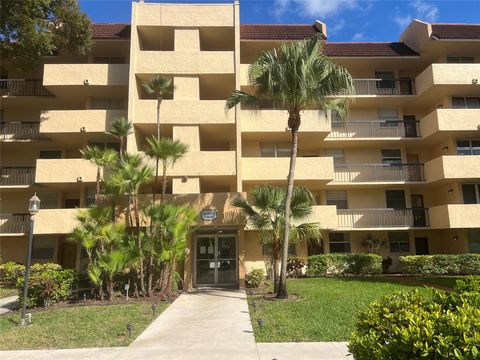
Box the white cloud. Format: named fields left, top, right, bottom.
left=394, top=0, right=439, bottom=28
left=274, top=0, right=358, bottom=19
left=351, top=32, right=367, bottom=41
left=329, top=19, right=346, bottom=35
left=394, top=14, right=413, bottom=27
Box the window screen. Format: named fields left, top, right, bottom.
left=389, top=232, right=410, bottom=253
left=326, top=190, right=348, bottom=209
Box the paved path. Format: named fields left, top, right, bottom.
left=0, top=295, right=18, bottom=315
left=0, top=289, right=351, bottom=359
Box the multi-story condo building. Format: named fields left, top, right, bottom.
left=1, top=1, right=480, bottom=288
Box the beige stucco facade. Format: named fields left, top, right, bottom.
left=1, top=3, right=480, bottom=286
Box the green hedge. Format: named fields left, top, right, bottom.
left=307, top=254, right=382, bottom=276
left=349, top=277, right=480, bottom=359
left=399, top=254, right=480, bottom=275
left=0, top=262, right=25, bottom=284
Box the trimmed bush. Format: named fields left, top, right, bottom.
left=307, top=254, right=382, bottom=276
left=0, top=262, right=25, bottom=284
left=15, top=264, right=78, bottom=308
left=400, top=254, right=480, bottom=275
left=349, top=277, right=480, bottom=359
left=246, top=268, right=265, bottom=288
left=287, top=256, right=306, bottom=278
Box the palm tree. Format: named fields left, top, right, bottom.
left=142, top=75, right=173, bottom=140
left=233, top=185, right=322, bottom=293
left=226, top=36, right=353, bottom=298
left=144, top=136, right=188, bottom=202
left=80, top=145, right=118, bottom=201
left=105, top=117, right=133, bottom=161
left=118, top=153, right=153, bottom=295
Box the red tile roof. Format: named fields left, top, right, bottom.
left=92, top=23, right=131, bottom=40
left=324, top=42, right=418, bottom=57
left=431, top=24, right=480, bottom=40
left=240, top=24, right=323, bottom=40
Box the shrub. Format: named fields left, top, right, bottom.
left=16, top=264, right=77, bottom=308
left=399, top=254, right=480, bottom=275
left=349, top=277, right=480, bottom=359
left=0, top=262, right=25, bottom=284
left=382, top=257, right=392, bottom=273
left=246, top=268, right=265, bottom=288
left=287, top=256, right=306, bottom=278
left=307, top=254, right=382, bottom=277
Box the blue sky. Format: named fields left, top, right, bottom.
left=79, top=0, right=480, bottom=42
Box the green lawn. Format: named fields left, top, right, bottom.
left=0, top=286, right=17, bottom=299
left=0, top=302, right=168, bottom=350
left=249, top=277, right=436, bottom=342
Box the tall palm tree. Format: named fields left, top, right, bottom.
left=80, top=145, right=118, bottom=201
left=118, top=153, right=153, bottom=295
left=142, top=75, right=173, bottom=140
left=226, top=36, right=353, bottom=298
left=144, top=136, right=188, bottom=202
left=233, top=185, right=322, bottom=293
left=105, top=116, right=133, bottom=161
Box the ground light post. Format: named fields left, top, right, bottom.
left=20, top=193, right=41, bottom=326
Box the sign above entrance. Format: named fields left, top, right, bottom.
left=201, top=208, right=218, bottom=221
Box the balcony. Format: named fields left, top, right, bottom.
left=430, top=204, right=480, bottom=229
left=333, top=163, right=425, bottom=183
left=242, top=157, right=334, bottom=182
left=352, top=79, right=415, bottom=96
left=0, top=214, right=29, bottom=235
left=0, top=167, right=35, bottom=187
left=0, top=79, right=53, bottom=97
left=135, top=51, right=234, bottom=74
left=134, top=100, right=234, bottom=125
left=415, top=64, right=480, bottom=95
left=34, top=209, right=81, bottom=235
left=1, top=122, right=46, bottom=141
left=424, top=156, right=480, bottom=183
left=241, top=110, right=330, bottom=134
left=306, top=205, right=338, bottom=229
left=35, top=159, right=98, bottom=184
left=40, top=110, right=126, bottom=135
left=337, top=208, right=429, bottom=229
left=421, top=109, right=480, bottom=139
left=328, top=120, right=420, bottom=139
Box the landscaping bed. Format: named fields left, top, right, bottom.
left=247, top=277, right=463, bottom=342
left=0, top=285, right=17, bottom=299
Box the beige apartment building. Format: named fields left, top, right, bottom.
left=1, top=1, right=480, bottom=288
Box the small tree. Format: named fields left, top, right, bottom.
left=142, top=75, right=173, bottom=141
left=105, top=117, right=133, bottom=161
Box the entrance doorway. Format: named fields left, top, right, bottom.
left=195, top=234, right=237, bottom=287
left=415, top=237, right=429, bottom=255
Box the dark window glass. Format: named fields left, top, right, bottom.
left=388, top=232, right=410, bottom=253
left=329, top=233, right=351, bottom=253
left=39, top=150, right=62, bottom=159
left=463, top=184, right=479, bottom=204
left=386, top=190, right=406, bottom=209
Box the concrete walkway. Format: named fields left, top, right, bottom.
left=0, top=295, right=18, bottom=315
left=0, top=289, right=351, bottom=359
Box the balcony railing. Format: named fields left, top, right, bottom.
left=334, top=163, right=425, bottom=183
left=0, top=122, right=45, bottom=141
left=0, top=214, right=30, bottom=234
left=0, top=79, right=53, bottom=97
left=0, top=167, right=36, bottom=186
left=353, top=79, right=416, bottom=95
left=337, top=208, right=429, bottom=228
left=329, top=120, right=420, bottom=138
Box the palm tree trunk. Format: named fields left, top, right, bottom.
left=152, top=158, right=159, bottom=202
left=161, top=162, right=168, bottom=202
left=165, top=256, right=177, bottom=297
left=272, top=239, right=280, bottom=293
left=119, top=137, right=124, bottom=161
left=95, top=167, right=101, bottom=201
left=133, top=196, right=145, bottom=295
left=147, top=254, right=154, bottom=296
left=276, top=127, right=299, bottom=299
left=156, top=96, right=162, bottom=140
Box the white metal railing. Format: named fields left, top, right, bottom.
left=0, top=122, right=45, bottom=141
left=329, top=120, right=420, bottom=138
left=0, top=167, right=35, bottom=186
left=353, top=79, right=416, bottom=95
left=334, top=163, right=425, bottom=183
left=337, top=208, right=429, bottom=228
left=0, top=214, right=30, bottom=234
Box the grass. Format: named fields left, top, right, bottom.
left=249, top=277, right=437, bottom=342
left=0, top=302, right=168, bottom=350
left=0, top=286, right=17, bottom=299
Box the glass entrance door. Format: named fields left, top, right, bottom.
left=195, top=234, right=237, bottom=287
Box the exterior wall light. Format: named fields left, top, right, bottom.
left=448, top=189, right=454, bottom=194
left=472, top=79, right=478, bottom=84
left=443, top=146, right=449, bottom=152
left=80, top=127, right=86, bottom=132
left=452, top=236, right=458, bottom=241
left=83, top=79, right=89, bottom=85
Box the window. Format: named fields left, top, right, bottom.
left=447, top=56, right=475, bottom=63
left=324, top=149, right=345, bottom=165
left=93, top=56, right=125, bottom=64
left=456, top=139, right=480, bottom=155
left=331, top=111, right=344, bottom=128
left=375, top=70, right=395, bottom=89
left=452, top=97, right=480, bottom=109
left=36, top=192, right=58, bottom=209
left=89, top=141, right=121, bottom=152
left=32, top=237, right=55, bottom=260
left=288, top=243, right=297, bottom=256
left=378, top=108, right=399, bottom=127
left=326, top=190, right=348, bottom=209
left=389, top=232, right=410, bottom=253
left=91, top=98, right=125, bottom=110
left=381, top=149, right=402, bottom=165
left=462, top=184, right=480, bottom=204
left=85, top=187, right=96, bottom=208
left=386, top=189, right=406, bottom=209
left=329, top=232, right=351, bottom=253
left=468, top=230, right=480, bottom=253
left=259, top=142, right=290, bottom=157
left=39, top=150, right=62, bottom=159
